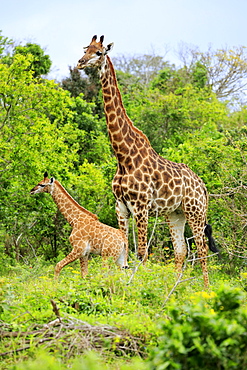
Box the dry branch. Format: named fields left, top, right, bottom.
left=0, top=301, right=145, bottom=359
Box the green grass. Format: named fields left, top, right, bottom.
left=0, top=255, right=246, bottom=369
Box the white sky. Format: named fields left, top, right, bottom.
left=1, top=0, right=247, bottom=80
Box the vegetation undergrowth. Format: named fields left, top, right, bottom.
left=1, top=256, right=247, bottom=369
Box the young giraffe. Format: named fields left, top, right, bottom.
left=77, top=35, right=218, bottom=287
left=30, top=172, right=128, bottom=278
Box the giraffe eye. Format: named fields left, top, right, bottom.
left=40, top=184, right=46, bottom=188
left=96, top=51, right=102, bottom=56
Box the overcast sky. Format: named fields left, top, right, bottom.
left=1, top=0, right=247, bottom=80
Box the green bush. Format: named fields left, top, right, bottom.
left=148, top=285, right=247, bottom=369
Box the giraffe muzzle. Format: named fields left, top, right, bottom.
left=77, top=59, right=87, bottom=69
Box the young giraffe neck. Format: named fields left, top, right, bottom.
left=100, top=56, right=153, bottom=163
left=51, top=180, right=98, bottom=226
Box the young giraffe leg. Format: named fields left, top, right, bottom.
left=79, top=256, right=89, bottom=278
left=114, top=239, right=129, bottom=268
left=166, top=210, right=187, bottom=275
left=54, top=246, right=83, bottom=279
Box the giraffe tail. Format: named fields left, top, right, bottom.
left=204, top=224, right=220, bottom=255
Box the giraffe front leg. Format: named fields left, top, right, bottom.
left=54, top=247, right=83, bottom=279
left=135, top=208, right=149, bottom=263
left=116, top=200, right=130, bottom=240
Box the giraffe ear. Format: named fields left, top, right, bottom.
left=105, top=43, right=114, bottom=54
left=50, top=177, right=54, bottom=183
left=91, top=35, right=97, bottom=43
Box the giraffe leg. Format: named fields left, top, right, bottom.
left=166, top=210, right=187, bottom=275
left=100, top=248, right=113, bottom=272
left=115, top=241, right=129, bottom=268
left=189, top=222, right=209, bottom=288
left=135, top=208, right=149, bottom=263
left=116, top=200, right=130, bottom=240
left=79, top=256, right=89, bottom=278
left=54, top=247, right=83, bottom=279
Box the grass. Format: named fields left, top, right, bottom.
left=0, top=254, right=246, bottom=369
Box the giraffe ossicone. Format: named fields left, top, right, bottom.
left=30, top=172, right=128, bottom=278
left=77, top=35, right=218, bottom=287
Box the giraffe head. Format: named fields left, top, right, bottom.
left=77, top=35, right=113, bottom=70
left=30, top=172, right=54, bottom=195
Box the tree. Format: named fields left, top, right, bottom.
left=68, top=94, right=111, bottom=165
left=61, top=66, right=103, bottom=116
left=177, top=43, right=247, bottom=102
left=119, top=82, right=228, bottom=154
left=61, top=66, right=87, bottom=98
left=0, top=53, right=81, bottom=260
left=112, top=53, right=170, bottom=86
left=151, top=61, right=209, bottom=94
left=13, top=43, right=52, bottom=77
left=0, top=30, right=13, bottom=57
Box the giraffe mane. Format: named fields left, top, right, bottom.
left=55, top=180, right=98, bottom=220
left=106, top=56, right=152, bottom=146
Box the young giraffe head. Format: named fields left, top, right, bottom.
left=30, top=172, right=54, bottom=195
left=77, top=35, right=113, bottom=70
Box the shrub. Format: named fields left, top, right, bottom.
left=148, top=285, right=247, bottom=369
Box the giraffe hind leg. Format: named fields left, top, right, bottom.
left=166, top=210, right=187, bottom=275
left=115, top=242, right=129, bottom=269
left=187, top=219, right=210, bottom=287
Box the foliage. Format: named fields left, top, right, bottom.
left=13, top=43, right=52, bottom=77
left=148, top=285, right=247, bottom=369
left=0, top=259, right=247, bottom=369
left=61, top=65, right=103, bottom=116
left=61, top=66, right=88, bottom=98
left=0, top=30, right=13, bottom=57
left=112, top=54, right=169, bottom=86
left=9, top=350, right=147, bottom=370
left=120, top=82, right=228, bottom=154
left=177, top=43, right=247, bottom=102
left=150, top=61, right=208, bottom=94
left=68, top=95, right=111, bottom=165
left=68, top=159, right=117, bottom=225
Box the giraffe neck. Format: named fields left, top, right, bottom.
left=51, top=180, right=98, bottom=226
left=100, top=56, right=152, bottom=163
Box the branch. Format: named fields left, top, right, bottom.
left=209, top=184, right=247, bottom=198
left=162, top=275, right=196, bottom=307
left=50, top=299, right=61, bottom=322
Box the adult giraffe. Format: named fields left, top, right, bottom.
left=77, top=35, right=218, bottom=286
